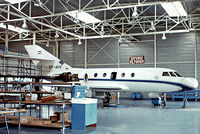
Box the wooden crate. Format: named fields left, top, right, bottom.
left=55, top=111, right=68, bottom=122
left=50, top=116, right=58, bottom=122
left=24, top=95, right=31, bottom=101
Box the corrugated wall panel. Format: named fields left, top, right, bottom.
left=157, top=33, right=195, bottom=62
left=87, top=38, right=118, bottom=66
left=60, top=40, right=85, bottom=67
left=120, top=42, right=154, bottom=65
left=120, top=64, right=154, bottom=68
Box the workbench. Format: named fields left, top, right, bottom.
left=0, top=109, right=27, bottom=134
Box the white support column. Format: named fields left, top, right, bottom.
left=85, top=39, right=87, bottom=69
left=194, top=30, right=197, bottom=79
left=55, top=41, right=59, bottom=58
left=7, top=5, right=10, bottom=20
left=33, top=32, right=36, bottom=45
left=5, top=24, right=8, bottom=54
left=118, top=41, right=120, bottom=68
left=154, top=4, right=157, bottom=68
left=117, top=92, right=120, bottom=105
left=154, top=34, right=157, bottom=68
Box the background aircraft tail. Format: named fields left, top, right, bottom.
left=25, top=45, right=71, bottom=76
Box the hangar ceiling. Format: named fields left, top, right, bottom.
left=0, top=0, right=200, bottom=44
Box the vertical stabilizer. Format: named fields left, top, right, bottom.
left=25, top=45, right=71, bottom=76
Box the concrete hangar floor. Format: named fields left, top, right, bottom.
left=1, top=99, right=200, bottom=134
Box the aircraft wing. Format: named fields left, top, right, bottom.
left=89, top=85, right=129, bottom=92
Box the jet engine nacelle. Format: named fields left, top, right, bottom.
left=53, top=72, right=79, bottom=82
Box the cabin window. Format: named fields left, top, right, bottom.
left=162, top=72, right=170, bottom=76
left=174, top=72, right=182, bottom=77
left=121, top=73, right=125, bottom=77
left=111, top=72, right=117, bottom=80
left=94, top=73, right=98, bottom=77
left=131, top=73, right=135, bottom=77
left=169, top=72, right=176, bottom=77
left=103, top=73, right=107, bottom=77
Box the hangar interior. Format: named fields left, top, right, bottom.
left=0, top=0, right=200, bottom=134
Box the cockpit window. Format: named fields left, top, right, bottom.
left=169, top=72, right=176, bottom=77
left=174, top=72, right=182, bottom=77
left=162, top=72, right=170, bottom=76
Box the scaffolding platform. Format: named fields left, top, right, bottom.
left=167, top=90, right=200, bottom=101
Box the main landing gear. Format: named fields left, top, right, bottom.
left=102, top=92, right=111, bottom=106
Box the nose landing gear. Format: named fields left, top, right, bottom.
left=151, top=93, right=167, bottom=107
left=161, top=93, right=167, bottom=107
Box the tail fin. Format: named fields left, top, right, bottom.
left=25, top=45, right=71, bottom=76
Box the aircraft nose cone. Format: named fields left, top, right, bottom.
left=182, top=78, right=198, bottom=89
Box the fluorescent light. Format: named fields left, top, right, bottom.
left=161, top=2, right=187, bottom=17
left=5, top=0, right=27, bottom=4
left=68, top=11, right=100, bottom=24
left=0, top=23, right=29, bottom=33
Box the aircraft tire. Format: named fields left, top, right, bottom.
left=102, top=97, right=110, bottom=105
left=161, top=102, right=166, bottom=107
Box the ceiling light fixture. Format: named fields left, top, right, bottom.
left=78, top=39, right=82, bottom=45
left=132, top=7, right=139, bottom=18
left=100, top=25, right=105, bottom=35
left=54, top=31, right=59, bottom=38
left=162, top=33, right=167, bottom=40
left=5, top=0, right=27, bottom=4
left=34, top=0, right=42, bottom=6
left=161, top=1, right=187, bottom=17
left=0, top=23, right=29, bottom=33
left=150, top=22, right=155, bottom=31
left=68, top=11, right=100, bottom=24
left=119, top=36, right=122, bottom=43
left=46, top=41, right=50, bottom=47
left=22, top=19, right=28, bottom=29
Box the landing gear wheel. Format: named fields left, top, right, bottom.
left=102, top=92, right=111, bottom=106
left=102, top=97, right=110, bottom=105
left=161, top=102, right=166, bottom=107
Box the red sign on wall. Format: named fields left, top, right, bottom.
left=129, top=56, right=145, bottom=64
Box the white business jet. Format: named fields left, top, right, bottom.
left=25, top=45, right=198, bottom=106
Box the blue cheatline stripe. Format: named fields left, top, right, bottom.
left=79, top=78, right=191, bottom=89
